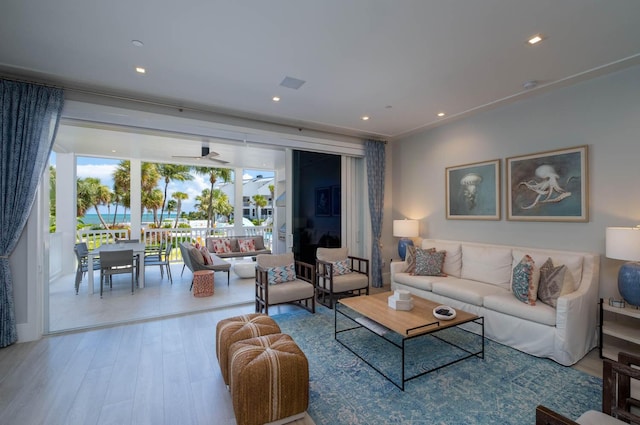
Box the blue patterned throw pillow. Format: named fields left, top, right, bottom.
left=267, top=263, right=296, bottom=285
left=512, top=255, right=537, bottom=305
left=331, top=259, right=353, bottom=275
left=414, top=249, right=446, bottom=276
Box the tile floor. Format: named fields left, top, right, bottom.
left=48, top=260, right=256, bottom=333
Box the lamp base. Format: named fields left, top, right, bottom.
left=618, top=262, right=640, bottom=307
left=397, top=238, right=414, bottom=261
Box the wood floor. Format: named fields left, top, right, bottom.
left=1, top=273, right=602, bottom=425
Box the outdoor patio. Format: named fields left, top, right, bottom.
left=48, top=259, right=256, bottom=333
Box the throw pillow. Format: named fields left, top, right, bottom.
left=405, top=246, right=434, bottom=274
left=331, top=259, right=353, bottom=276
left=211, top=238, right=232, bottom=254
left=267, top=263, right=296, bottom=285
left=538, top=258, right=575, bottom=307
left=238, top=238, right=256, bottom=253
left=414, top=249, right=446, bottom=276
left=511, top=255, right=538, bottom=305
left=199, top=246, right=213, bottom=265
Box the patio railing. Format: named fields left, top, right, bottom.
left=48, top=225, right=273, bottom=282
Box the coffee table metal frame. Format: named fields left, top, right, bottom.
left=335, top=293, right=484, bottom=391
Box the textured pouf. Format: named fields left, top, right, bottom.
left=192, top=270, right=214, bottom=297
left=229, top=333, right=309, bottom=425
left=234, top=261, right=256, bottom=279
left=216, top=313, right=281, bottom=385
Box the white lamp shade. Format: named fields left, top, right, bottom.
left=606, top=227, right=640, bottom=261
left=393, top=220, right=419, bottom=238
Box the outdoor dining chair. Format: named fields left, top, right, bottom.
left=99, top=249, right=135, bottom=298
left=144, top=243, right=173, bottom=283
left=73, top=242, right=100, bottom=295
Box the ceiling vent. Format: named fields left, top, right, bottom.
left=280, top=76, right=306, bottom=90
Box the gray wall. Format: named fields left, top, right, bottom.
left=390, top=64, right=640, bottom=299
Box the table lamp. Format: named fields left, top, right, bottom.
left=393, top=219, right=419, bottom=260
left=606, top=226, right=640, bottom=307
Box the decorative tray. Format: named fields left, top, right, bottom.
left=433, top=305, right=456, bottom=321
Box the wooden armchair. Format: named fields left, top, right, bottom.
left=315, top=247, right=369, bottom=309
left=536, top=352, right=640, bottom=425
left=255, top=253, right=315, bottom=315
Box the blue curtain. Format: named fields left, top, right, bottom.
left=365, top=140, right=386, bottom=288
left=1, top=80, right=64, bottom=347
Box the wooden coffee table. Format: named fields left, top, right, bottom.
left=336, top=292, right=484, bottom=390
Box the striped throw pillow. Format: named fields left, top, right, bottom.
left=267, top=263, right=296, bottom=285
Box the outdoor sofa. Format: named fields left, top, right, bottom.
left=205, top=235, right=271, bottom=259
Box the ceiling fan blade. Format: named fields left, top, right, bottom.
left=208, top=157, right=229, bottom=164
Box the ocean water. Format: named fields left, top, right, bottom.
left=79, top=213, right=178, bottom=225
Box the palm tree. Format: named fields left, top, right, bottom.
left=252, top=194, right=267, bottom=223
left=144, top=188, right=164, bottom=227
left=112, top=161, right=160, bottom=223
left=77, top=177, right=111, bottom=229
left=156, top=164, right=193, bottom=225
left=171, top=191, right=189, bottom=227
left=193, top=166, right=232, bottom=228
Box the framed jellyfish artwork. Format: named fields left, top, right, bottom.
left=445, top=159, right=501, bottom=220
left=506, top=145, right=588, bottom=222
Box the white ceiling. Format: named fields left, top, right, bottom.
left=2, top=0, right=640, bottom=167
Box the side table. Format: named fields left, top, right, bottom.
left=193, top=270, right=214, bottom=297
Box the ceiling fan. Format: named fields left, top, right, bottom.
left=172, top=146, right=229, bottom=164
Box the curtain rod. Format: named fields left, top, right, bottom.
left=0, top=74, right=63, bottom=90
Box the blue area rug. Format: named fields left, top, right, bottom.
left=271, top=305, right=601, bottom=425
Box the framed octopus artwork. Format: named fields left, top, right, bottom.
left=445, top=159, right=501, bottom=220
left=506, top=145, right=588, bottom=222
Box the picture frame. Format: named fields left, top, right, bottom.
left=446, top=159, right=500, bottom=220
left=331, top=185, right=341, bottom=216
left=506, top=145, right=588, bottom=222
left=315, top=187, right=331, bottom=216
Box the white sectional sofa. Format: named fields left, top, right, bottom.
left=390, top=239, right=600, bottom=366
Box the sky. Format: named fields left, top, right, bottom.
left=53, top=155, right=273, bottom=214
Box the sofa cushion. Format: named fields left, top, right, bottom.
left=431, top=278, right=507, bottom=306
left=318, top=272, right=368, bottom=292
left=414, top=249, right=446, bottom=276
left=538, top=258, right=575, bottom=307
left=461, top=245, right=512, bottom=289
left=189, top=245, right=205, bottom=265
left=257, top=252, right=295, bottom=268
left=511, top=255, right=538, bottom=305
left=422, top=240, right=462, bottom=277
left=253, top=236, right=266, bottom=250
left=317, top=247, right=348, bottom=262
left=393, top=273, right=446, bottom=292
left=483, top=293, right=557, bottom=326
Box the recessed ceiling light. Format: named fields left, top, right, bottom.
left=437, top=112, right=445, bottom=117
left=361, top=116, right=370, bottom=121
left=135, top=67, right=146, bottom=74
left=111, top=149, right=117, bottom=153
left=528, top=34, right=545, bottom=45
left=131, top=40, right=144, bottom=47
left=272, top=96, right=280, bottom=102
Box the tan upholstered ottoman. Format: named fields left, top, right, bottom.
left=215, top=313, right=281, bottom=385
left=229, top=333, right=309, bottom=425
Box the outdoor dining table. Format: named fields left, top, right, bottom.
left=87, top=242, right=146, bottom=294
